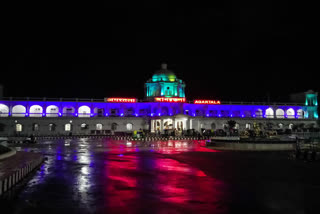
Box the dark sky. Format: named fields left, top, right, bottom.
left=1, top=2, right=315, bottom=102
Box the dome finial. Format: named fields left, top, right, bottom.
left=161, top=63, right=167, bottom=70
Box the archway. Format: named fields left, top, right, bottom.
left=111, top=123, right=118, bottom=131
left=211, top=123, right=216, bottom=130
left=255, top=109, right=263, bottom=118
left=286, top=108, right=295, bottom=119
left=46, top=105, right=59, bottom=117
left=126, top=123, right=133, bottom=131
left=29, top=105, right=43, bottom=117
left=12, top=105, right=26, bottom=117
left=265, top=108, right=274, bottom=118
left=96, top=123, right=103, bottom=130
left=16, top=124, right=23, bottom=132
left=276, top=109, right=285, bottom=118
left=297, top=109, right=304, bottom=119
left=63, top=106, right=75, bottom=117
left=0, top=104, right=9, bottom=117
left=78, top=106, right=91, bottom=117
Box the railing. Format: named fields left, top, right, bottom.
left=0, top=97, right=305, bottom=106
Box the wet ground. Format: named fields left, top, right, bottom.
left=1, top=139, right=320, bottom=214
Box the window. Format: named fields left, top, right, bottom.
left=65, top=123, right=72, bottom=131
left=16, top=124, right=22, bottom=132
left=111, top=123, right=118, bottom=131
left=278, top=123, right=283, bottom=129
left=81, top=123, right=88, bottom=130
left=126, top=123, right=133, bottom=131
left=96, top=124, right=103, bottom=130
left=49, top=123, right=56, bottom=131
left=33, top=123, right=39, bottom=131
left=246, top=123, right=251, bottom=129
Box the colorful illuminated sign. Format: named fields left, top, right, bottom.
left=194, top=100, right=221, bottom=104
left=154, top=97, right=186, bottom=102
left=105, top=98, right=137, bottom=103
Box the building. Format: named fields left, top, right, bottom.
left=0, top=64, right=318, bottom=136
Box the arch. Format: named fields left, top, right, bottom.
left=32, top=123, right=40, bottom=131
left=49, top=123, right=56, bottom=131
left=63, top=106, right=75, bottom=117
left=246, top=123, right=251, bottom=129
left=111, top=123, right=118, bottom=131
left=96, top=123, right=103, bottom=130
left=65, top=123, right=72, bottom=131
left=80, top=123, right=87, bottom=130
left=278, top=123, right=283, bottom=129
left=211, top=122, right=216, bottom=130
left=297, top=109, right=304, bottom=119
left=126, top=123, right=133, bottom=131
left=94, top=107, right=105, bottom=117
left=78, top=105, right=91, bottom=117
left=255, top=109, right=263, bottom=118
left=289, top=123, right=294, bottom=129
left=286, top=108, right=295, bottom=118
left=12, top=105, right=26, bottom=117
left=29, top=105, right=43, bottom=117
left=276, top=109, right=285, bottom=118
left=265, top=108, right=274, bottom=118
left=46, top=105, right=59, bottom=117
left=0, top=104, right=9, bottom=117
left=16, top=124, right=22, bottom=132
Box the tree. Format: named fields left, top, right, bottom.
left=227, top=120, right=236, bottom=130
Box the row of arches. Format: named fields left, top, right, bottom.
left=15, top=122, right=134, bottom=132
left=209, top=122, right=298, bottom=130
left=191, top=107, right=304, bottom=118
left=0, top=104, right=305, bottom=119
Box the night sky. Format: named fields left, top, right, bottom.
left=2, top=2, right=315, bottom=102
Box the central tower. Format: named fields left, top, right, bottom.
left=144, top=63, right=186, bottom=100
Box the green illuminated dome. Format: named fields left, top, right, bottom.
left=152, top=63, right=176, bottom=82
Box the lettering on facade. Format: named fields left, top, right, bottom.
left=194, top=100, right=221, bottom=104
left=106, top=98, right=137, bottom=103
left=154, top=97, right=186, bottom=102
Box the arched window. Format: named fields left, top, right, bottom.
left=126, top=123, right=133, bottom=131
left=63, top=106, right=75, bottom=117
left=65, top=124, right=72, bottom=131
left=78, top=106, right=91, bottom=118
left=246, top=123, right=251, bottom=129
left=286, top=108, right=295, bottom=118
left=111, top=123, right=118, bottom=131
left=235, top=123, right=240, bottom=129
left=81, top=123, right=88, bottom=130
left=0, top=104, right=9, bottom=117
left=96, top=123, right=103, bottom=130
left=46, top=105, right=59, bottom=117
left=265, top=108, right=274, bottom=118
left=276, top=109, right=285, bottom=118
left=49, top=123, right=56, bottom=131
left=297, top=109, right=304, bottom=119
left=32, top=123, right=39, bottom=131
left=29, top=105, right=43, bottom=117
left=289, top=124, right=294, bottom=129
left=278, top=123, right=283, bottom=129
left=255, top=109, right=263, bottom=118
left=211, top=123, right=216, bottom=130
left=12, top=105, right=26, bottom=117
left=16, top=124, right=22, bottom=132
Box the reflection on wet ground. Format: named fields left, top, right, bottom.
left=3, top=138, right=320, bottom=214
left=1, top=139, right=228, bottom=214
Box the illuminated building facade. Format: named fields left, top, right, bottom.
left=0, top=64, right=318, bottom=136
